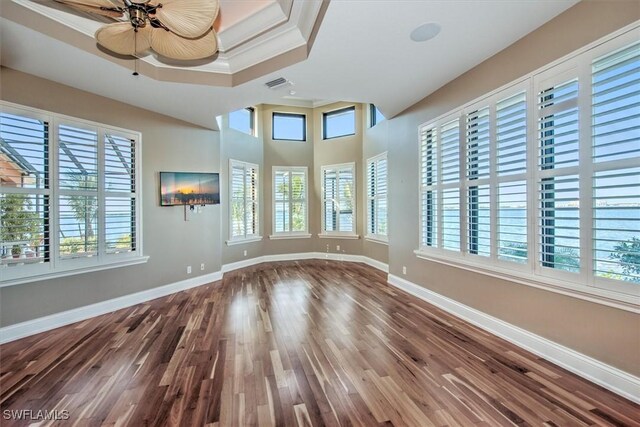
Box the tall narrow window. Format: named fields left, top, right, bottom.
left=441, top=119, right=461, bottom=252
left=58, top=123, right=99, bottom=260
left=366, top=153, right=387, bottom=240
left=272, top=167, right=308, bottom=237
left=537, top=78, right=581, bottom=273
left=496, top=92, right=528, bottom=264
left=592, top=41, right=640, bottom=285
left=466, top=107, right=491, bottom=257
left=104, top=133, right=136, bottom=254
left=370, top=104, right=385, bottom=127
left=0, top=111, right=50, bottom=271
left=229, top=160, right=259, bottom=241
left=420, top=126, right=438, bottom=248
left=322, top=163, right=356, bottom=235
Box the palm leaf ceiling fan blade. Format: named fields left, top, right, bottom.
left=54, top=0, right=124, bottom=18
left=55, top=0, right=122, bottom=10
left=154, top=0, right=219, bottom=38
left=95, top=22, right=152, bottom=56
left=151, top=28, right=217, bottom=60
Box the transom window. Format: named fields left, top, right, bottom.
left=272, top=167, right=309, bottom=237
left=0, top=101, right=142, bottom=285
left=323, top=106, right=356, bottom=140
left=321, top=163, right=356, bottom=235
left=417, top=32, right=640, bottom=301
left=370, top=104, right=385, bottom=127
left=229, top=107, right=255, bottom=136
left=272, top=112, right=306, bottom=141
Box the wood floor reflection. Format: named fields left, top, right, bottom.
left=1, top=260, right=638, bottom=426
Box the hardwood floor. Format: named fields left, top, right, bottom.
left=1, top=260, right=638, bottom=426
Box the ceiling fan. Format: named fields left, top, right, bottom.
left=54, top=0, right=220, bottom=60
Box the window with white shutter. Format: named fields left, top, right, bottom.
left=591, top=41, right=640, bottom=287
left=536, top=77, right=581, bottom=274
left=272, top=167, right=308, bottom=237
left=1, top=101, right=143, bottom=285
left=415, top=26, right=640, bottom=304
left=419, top=126, right=438, bottom=248
left=322, top=163, right=356, bottom=236
left=229, top=160, right=259, bottom=242
left=366, top=152, right=387, bottom=241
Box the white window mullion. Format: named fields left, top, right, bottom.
left=489, top=102, right=498, bottom=261
left=97, top=128, right=106, bottom=261
left=578, top=58, right=593, bottom=286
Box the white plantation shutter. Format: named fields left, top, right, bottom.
left=230, top=160, right=259, bottom=240
left=466, top=108, right=491, bottom=257
left=591, top=42, right=640, bottom=284
left=58, top=123, right=99, bottom=259
left=366, top=153, right=387, bottom=239
left=322, top=163, right=355, bottom=234
left=415, top=32, right=639, bottom=300
left=496, top=91, right=528, bottom=264
left=1, top=102, right=142, bottom=284
left=420, top=126, right=438, bottom=247
left=0, top=111, right=50, bottom=269
left=104, top=133, right=136, bottom=254
left=536, top=75, right=581, bottom=274
left=273, top=167, right=307, bottom=235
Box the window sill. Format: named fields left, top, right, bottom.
left=269, top=234, right=312, bottom=240
left=318, top=234, right=360, bottom=240
left=365, top=235, right=388, bottom=245
left=0, top=255, right=150, bottom=288
left=413, top=249, right=639, bottom=312
left=226, top=236, right=263, bottom=246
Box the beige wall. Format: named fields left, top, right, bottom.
left=0, top=67, right=222, bottom=326
left=220, top=101, right=390, bottom=264
left=379, top=1, right=640, bottom=374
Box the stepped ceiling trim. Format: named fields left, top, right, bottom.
left=1, top=0, right=328, bottom=86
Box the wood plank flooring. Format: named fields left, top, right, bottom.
left=1, top=260, right=638, bottom=426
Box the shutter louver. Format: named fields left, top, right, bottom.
left=498, top=181, right=528, bottom=263
left=441, top=120, right=459, bottom=183
left=466, top=108, right=490, bottom=180
left=442, top=188, right=460, bottom=251
left=538, top=80, right=579, bottom=170
left=291, top=170, right=306, bottom=232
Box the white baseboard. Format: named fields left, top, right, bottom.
left=387, top=274, right=640, bottom=404
left=222, top=252, right=389, bottom=274
left=0, top=271, right=222, bottom=344
left=0, top=255, right=388, bottom=344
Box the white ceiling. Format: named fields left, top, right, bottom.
left=0, top=0, right=578, bottom=130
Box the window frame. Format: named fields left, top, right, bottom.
left=272, top=112, right=307, bottom=142
left=0, top=101, right=145, bottom=287
left=369, top=104, right=385, bottom=128
left=228, top=107, right=256, bottom=136
left=320, top=162, right=358, bottom=238
left=323, top=106, right=356, bottom=140
left=366, top=152, right=388, bottom=243
left=415, top=25, right=640, bottom=310
left=227, top=159, right=261, bottom=244
left=270, top=166, right=310, bottom=239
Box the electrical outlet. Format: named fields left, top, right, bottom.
left=336, top=245, right=340, bottom=251
left=402, top=266, right=407, bottom=275
left=200, top=263, right=205, bottom=271
left=243, top=250, right=247, bottom=257
left=187, top=265, right=192, bottom=274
